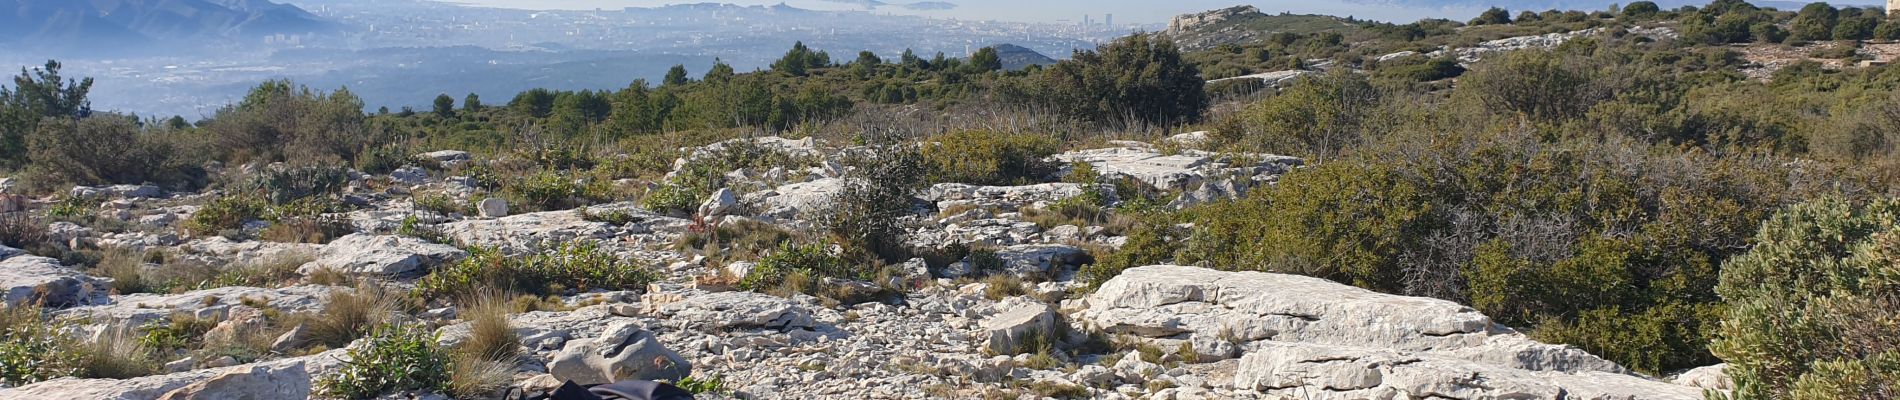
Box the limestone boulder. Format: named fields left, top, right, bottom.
left=1079, top=266, right=1698, bottom=399
left=155, top=362, right=313, bottom=400
left=989, top=244, right=1088, bottom=277
left=1672, top=363, right=1732, bottom=391
left=297, top=234, right=466, bottom=277
left=1234, top=341, right=1702, bottom=400
left=981, top=298, right=1058, bottom=354
left=477, top=198, right=509, bottom=218
left=0, top=255, right=111, bottom=308
left=698, top=187, right=738, bottom=217
left=389, top=166, right=429, bottom=185
left=1052, top=146, right=1300, bottom=192
left=750, top=178, right=845, bottom=223
left=547, top=320, right=691, bottom=385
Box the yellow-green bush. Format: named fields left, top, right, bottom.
left=417, top=242, right=658, bottom=299
left=1711, top=198, right=1900, bottom=399
left=920, top=130, right=1060, bottom=186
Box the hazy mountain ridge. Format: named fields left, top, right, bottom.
left=0, top=0, right=337, bottom=55
left=992, top=43, right=1056, bottom=70
left=1352, top=0, right=1882, bottom=11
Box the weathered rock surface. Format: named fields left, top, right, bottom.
left=657, top=291, right=816, bottom=332
left=71, top=184, right=162, bottom=199
left=749, top=178, right=845, bottom=223
left=440, top=204, right=684, bottom=252
left=417, top=150, right=472, bottom=168
left=0, top=255, right=111, bottom=308
left=1234, top=341, right=1702, bottom=400
left=297, top=233, right=466, bottom=277
left=172, top=237, right=317, bottom=266
left=1672, top=363, right=1733, bottom=391
left=990, top=243, right=1088, bottom=277
left=56, top=285, right=333, bottom=331
left=0, top=351, right=342, bottom=400
left=982, top=298, right=1058, bottom=353
left=1052, top=145, right=1300, bottom=194
left=923, top=183, right=1109, bottom=212
left=477, top=197, right=509, bottom=218
left=1080, top=266, right=1692, bottom=398
left=548, top=320, right=692, bottom=385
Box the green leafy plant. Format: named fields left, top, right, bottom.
left=417, top=242, right=658, bottom=299
left=185, top=194, right=270, bottom=237
left=315, top=324, right=450, bottom=399
left=739, top=242, right=854, bottom=292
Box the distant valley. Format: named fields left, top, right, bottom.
left=0, top=0, right=1102, bottom=118
left=0, top=0, right=338, bottom=56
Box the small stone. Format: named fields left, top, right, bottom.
left=271, top=324, right=309, bottom=353
left=204, top=356, right=240, bottom=368
left=390, top=166, right=429, bottom=185
left=165, top=357, right=196, bottom=373
left=477, top=198, right=509, bottom=218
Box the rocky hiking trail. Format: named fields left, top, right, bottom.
left=0, top=136, right=1730, bottom=399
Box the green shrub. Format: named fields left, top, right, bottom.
left=503, top=170, right=613, bottom=212
left=920, top=130, right=1060, bottom=186
left=138, top=314, right=219, bottom=354
left=186, top=195, right=270, bottom=237
left=315, top=324, right=450, bottom=399
left=42, top=196, right=94, bottom=220
left=242, top=166, right=350, bottom=205
left=417, top=242, right=657, bottom=299
left=395, top=215, right=450, bottom=244
left=739, top=242, right=855, bottom=292
left=1080, top=219, right=1179, bottom=291
left=0, top=305, right=79, bottom=385
left=1711, top=198, right=1900, bottom=399
left=674, top=375, right=728, bottom=395
left=822, top=143, right=924, bottom=263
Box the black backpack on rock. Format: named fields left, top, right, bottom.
left=505, top=380, right=695, bottom=400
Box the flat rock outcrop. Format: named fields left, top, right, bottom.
left=0, top=255, right=111, bottom=308
left=440, top=203, right=684, bottom=252
left=656, top=291, right=817, bottom=332
left=297, top=233, right=466, bottom=277
left=0, top=351, right=343, bottom=400
left=55, top=285, right=332, bottom=329
left=1079, top=265, right=1693, bottom=398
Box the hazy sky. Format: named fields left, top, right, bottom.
left=438, top=0, right=1491, bottom=24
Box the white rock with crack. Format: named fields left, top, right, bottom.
left=297, top=234, right=466, bottom=277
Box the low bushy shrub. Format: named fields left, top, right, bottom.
left=739, top=242, right=854, bottom=293
left=0, top=305, right=79, bottom=385
left=502, top=170, right=614, bottom=212
left=416, top=242, right=658, bottom=299
left=241, top=166, right=350, bottom=205
left=1711, top=198, right=1900, bottom=399
left=185, top=195, right=270, bottom=237
left=315, top=323, right=450, bottom=399
left=920, top=130, right=1060, bottom=186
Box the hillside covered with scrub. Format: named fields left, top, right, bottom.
left=0, top=0, right=1895, bottom=399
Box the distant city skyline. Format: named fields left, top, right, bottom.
left=435, top=0, right=1491, bottom=24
